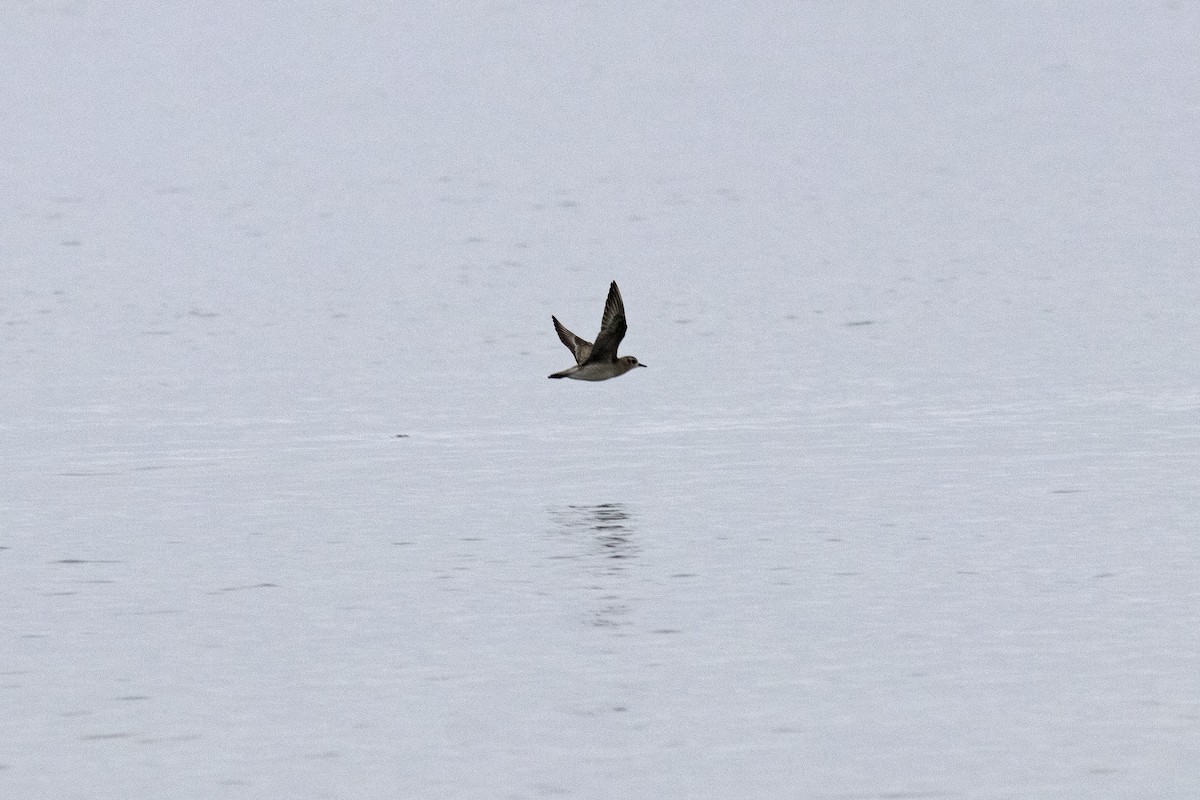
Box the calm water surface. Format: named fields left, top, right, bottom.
left=5, top=334, right=1198, bottom=798
left=4, top=0, right=1200, bottom=795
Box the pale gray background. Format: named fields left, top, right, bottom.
left=3, top=2, right=1199, bottom=798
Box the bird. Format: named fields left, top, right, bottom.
left=549, top=281, right=647, bottom=381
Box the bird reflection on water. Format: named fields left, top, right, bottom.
left=551, top=503, right=638, bottom=567
left=549, top=503, right=639, bottom=629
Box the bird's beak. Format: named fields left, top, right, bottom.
left=639, top=363, right=648, bottom=368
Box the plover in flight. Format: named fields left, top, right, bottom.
left=549, top=281, right=647, bottom=381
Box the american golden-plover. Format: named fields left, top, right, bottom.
left=549, top=281, right=647, bottom=381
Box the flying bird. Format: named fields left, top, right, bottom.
left=549, top=281, right=647, bottom=381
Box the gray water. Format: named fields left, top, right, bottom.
left=4, top=3, right=1200, bottom=798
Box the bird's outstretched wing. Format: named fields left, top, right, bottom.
left=585, top=281, right=627, bottom=363
left=599, top=281, right=625, bottom=335
left=552, top=316, right=592, bottom=365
